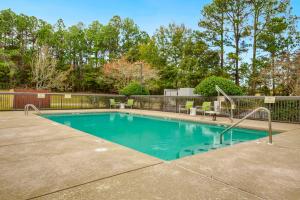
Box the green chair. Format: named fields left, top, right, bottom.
left=179, top=101, right=194, bottom=114
left=125, top=99, right=134, bottom=109
left=197, top=102, right=212, bottom=115
left=109, top=99, right=119, bottom=109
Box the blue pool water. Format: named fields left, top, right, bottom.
left=42, top=112, right=269, bottom=160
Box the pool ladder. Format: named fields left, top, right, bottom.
left=24, top=104, right=41, bottom=116
left=219, top=107, right=272, bottom=144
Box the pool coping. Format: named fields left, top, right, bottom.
left=39, top=109, right=300, bottom=133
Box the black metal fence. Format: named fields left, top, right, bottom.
left=0, top=92, right=125, bottom=111
left=130, top=95, right=300, bottom=123
left=232, top=96, right=300, bottom=123
left=130, top=95, right=215, bottom=112
left=1, top=92, right=300, bottom=123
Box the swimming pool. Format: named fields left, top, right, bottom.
left=43, top=112, right=269, bottom=160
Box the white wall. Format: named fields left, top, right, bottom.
left=164, top=88, right=199, bottom=96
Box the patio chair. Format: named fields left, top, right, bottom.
left=179, top=101, right=194, bottom=114
left=197, top=102, right=212, bottom=115
left=109, top=99, right=120, bottom=109
left=204, top=101, right=222, bottom=121
left=125, top=99, right=134, bottom=109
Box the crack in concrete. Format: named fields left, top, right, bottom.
left=175, top=163, right=266, bottom=200
left=27, top=162, right=164, bottom=200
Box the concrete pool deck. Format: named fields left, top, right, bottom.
left=0, top=109, right=299, bottom=199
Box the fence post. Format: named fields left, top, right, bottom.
left=60, top=95, right=63, bottom=109
left=162, top=96, right=165, bottom=111
left=175, top=97, right=178, bottom=113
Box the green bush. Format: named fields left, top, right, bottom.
left=194, top=76, right=243, bottom=96
left=120, top=81, right=149, bottom=96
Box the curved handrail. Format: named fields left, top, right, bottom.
left=24, top=104, right=41, bottom=115
left=219, top=107, right=272, bottom=144
left=215, top=85, right=235, bottom=122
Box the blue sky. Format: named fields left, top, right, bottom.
left=1, top=0, right=299, bottom=34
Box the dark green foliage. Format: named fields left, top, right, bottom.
left=0, top=9, right=150, bottom=92
left=194, top=76, right=243, bottom=96
left=120, top=82, right=149, bottom=96
left=151, top=24, right=220, bottom=89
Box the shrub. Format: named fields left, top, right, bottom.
left=194, top=76, right=243, bottom=96
left=120, top=81, right=150, bottom=96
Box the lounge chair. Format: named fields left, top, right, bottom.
left=197, top=102, right=212, bottom=115
left=203, top=101, right=221, bottom=121
left=179, top=101, right=194, bottom=114
left=109, top=99, right=120, bottom=109
left=125, top=99, right=134, bottom=109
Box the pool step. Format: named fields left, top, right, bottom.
left=177, top=140, right=245, bottom=158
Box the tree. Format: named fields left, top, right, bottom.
left=0, top=9, right=16, bottom=47
left=153, top=23, right=189, bottom=88
left=120, top=81, right=149, bottom=96
left=31, top=46, right=70, bottom=90
left=52, top=19, right=68, bottom=70
left=247, top=0, right=296, bottom=94
left=65, top=22, right=87, bottom=90
left=138, top=38, right=165, bottom=68
left=121, top=18, right=143, bottom=54
left=101, top=57, right=157, bottom=93
left=104, top=16, right=122, bottom=60
left=154, top=23, right=219, bottom=89
left=199, top=0, right=228, bottom=69
left=275, top=51, right=300, bottom=95
left=258, top=15, right=290, bottom=95
left=85, top=20, right=103, bottom=68
left=194, top=76, right=243, bottom=96
left=225, top=0, right=251, bottom=85
left=247, top=0, right=276, bottom=93
left=0, top=49, right=17, bottom=87
left=179, top=30, right=220, bottom=87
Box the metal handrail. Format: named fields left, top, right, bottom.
left=24, top=104, right=41, bottom=115
left=215, top=85, right=235, bottom=122
left=219, top=107, right=272, bottom=144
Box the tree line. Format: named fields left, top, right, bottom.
left=0, top=0, right=299, bottom=95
